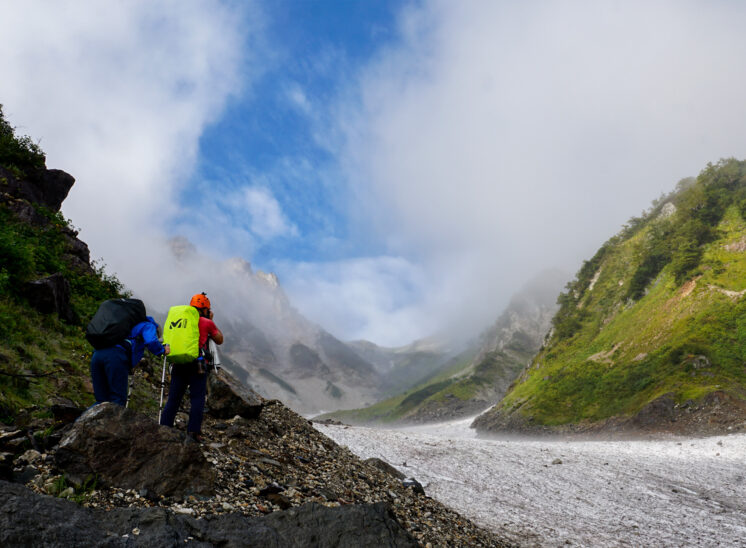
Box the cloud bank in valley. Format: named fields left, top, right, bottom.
left=4, top=1, right=746, bottom=347
left=0, top=1, right=254, bottom=291
left=0, top=1, right=281, bottom=324
left=282, top=0, right=746, bottom=344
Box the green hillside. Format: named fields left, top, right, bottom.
left=0, top=106, right=128, bottom=422
left=316, top=348, right=481, bottom=424
left=476, top=159, right=746, bottom=433
left=318, top=271, right=564, bottom=425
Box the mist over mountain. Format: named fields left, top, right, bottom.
left=9, top=2, right=746, bottom=351
left=0, top=121, right=503, bottom=545
left=7, top=3, right=746, bottom=545
left=138, top=239, right=382, bottom=415
left=475, top=159, right=746, bottom=436
left=317, top=269, right=566, bottom=425
left=347, top=337, right=457, bottom=395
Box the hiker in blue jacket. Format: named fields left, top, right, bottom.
left=90, top=316, right=170, bottom=406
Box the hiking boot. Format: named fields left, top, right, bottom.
left=187, top=431, right=203, bottom=443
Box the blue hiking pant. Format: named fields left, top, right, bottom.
left=90, top=346, right=130, bottom=406
left=159, top=362, right=207, bottom=433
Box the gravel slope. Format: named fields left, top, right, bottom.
left=18, top=400, right=509, bottom=547
left=317, top=417, right=746, bottom=547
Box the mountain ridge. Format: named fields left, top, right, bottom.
left=474, top=158, right=746, bottom=436
left=317, top=270, right=565, bottom=425
left=0, top=105, right=509, bottom=547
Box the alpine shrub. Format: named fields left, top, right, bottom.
left=0, top=105, right=45, bottom=175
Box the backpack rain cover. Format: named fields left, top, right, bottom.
left=86, top=298, right=146, bottom=350
left=163, top=305, right=200, bottom=364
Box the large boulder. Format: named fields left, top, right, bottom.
left=0, top=481, right=417, bottom=548
left=207, top=368, right=264, bottom=419
left=364, top=457, right=405, bottom=480
left=54, top=403, right=214, bottom=497
left=253, top=501, right=417, bottom=547
left=33, top=168, right=75, bottom=211
left=0, top=452, right=14, bottom=481
left=24, top=273, right=77, bottom=323
left=49, top=396, right=84, bottom=425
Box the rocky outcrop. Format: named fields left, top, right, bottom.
left=20, top=379, right=506, bottom=547
left=289, top=343, right=330, bottom=379
left=1, top=159, right=93, bottom=274
left=0, top=480, right=417, bottom=548
left=24, top=273, right=77, bottom=323
left=207, top=367, right=264, bottom=419
left=60, top=228, right=92, bottom=272
left=0, top=165, right=74, bottom=211
left=54, top=403, right=214, bottom=497
left=49, top=396, right=84, bottom=424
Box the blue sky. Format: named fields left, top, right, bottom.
left=183, top=1, right=402, bottom=265
left=3, top=1, right=746, bottom=345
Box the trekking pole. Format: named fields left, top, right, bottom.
left=126, top=375, right=134, bottom=408
left=158, top=355, right=167, bottom=423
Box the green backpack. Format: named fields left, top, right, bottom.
left=163, top=305, right=200, bottom=364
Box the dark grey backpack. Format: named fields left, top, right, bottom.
left=85, top=298, right=146, bottom=350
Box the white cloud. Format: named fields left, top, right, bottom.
left=0, top=0, right=260, bottom=284
left=279, top=255, right=440, bottom=345
left=286, top=83, right=312, bottom=115
left=6, top=1, right=746, bottom=349
left=306, top=0, right=746, bottom=342
left=242, top=186, right=298, bottom=239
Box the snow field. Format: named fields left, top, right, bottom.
left=317, top=419, right=746, bottom=547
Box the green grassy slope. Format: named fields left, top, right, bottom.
left=484, top=159, right=746, bottom=430
left=315, top=349, right=478, bottom=424
left=0, top=108, right=127, bottom=422
left=319, top=342, right=540, bottom=426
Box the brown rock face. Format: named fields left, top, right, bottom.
left=24, top=273, right=76, bottom=323
left=207, top=368, right=264, bottom=419
left=55, top=403, right=214, bottom=497
left=0, top=165, right=74, bottom=212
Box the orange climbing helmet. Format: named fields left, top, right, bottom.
left=190, top=292, right=211, bottom=310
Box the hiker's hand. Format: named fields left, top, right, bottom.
left=164, top=344, right=171, bottom=355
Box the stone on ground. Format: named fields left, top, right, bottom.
left=0, top=480, right=417, bottom=548
left=207, top=368, right=264, bottom=419
left=54, top=403, right=214, bottom=497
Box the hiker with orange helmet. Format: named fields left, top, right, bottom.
left=159, top=292, right=223, bottom=442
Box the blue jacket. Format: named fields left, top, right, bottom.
left=126, top=316, right=166, bottom=368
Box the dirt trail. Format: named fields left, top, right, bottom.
left=318, top=418, right=746, bottom=547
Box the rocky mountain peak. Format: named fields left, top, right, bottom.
left=167, top=236, right=198, bottom=260
left=255, top=269, right=280, bottom=290
left=225, top=256, right=253, bottom=277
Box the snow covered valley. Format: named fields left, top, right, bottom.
left=316, top=418, right=746, bottom=547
